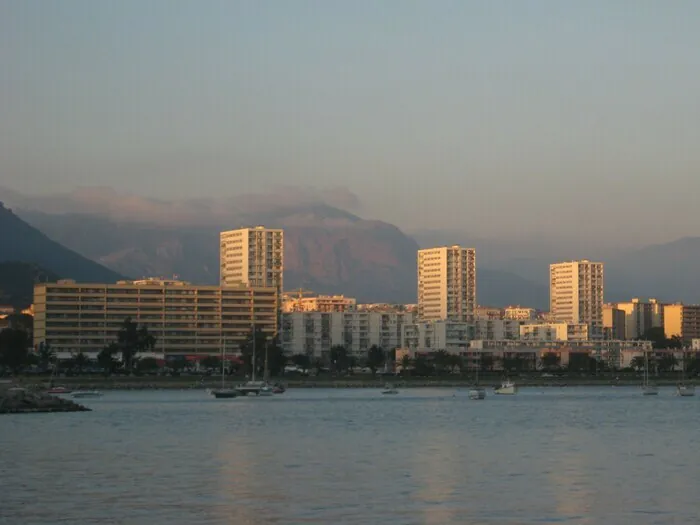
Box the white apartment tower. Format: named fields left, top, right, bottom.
left=220, top=226, right=284, bottom=294
left=417, top=245, right=476, bottom=323
left=550, top=260, right=604, bottom=339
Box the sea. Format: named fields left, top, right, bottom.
left=1, top=387, right=699, bottom=525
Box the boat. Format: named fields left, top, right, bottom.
left=272, top=384, right=286, bottom=394
left=494, top=380, right=517, bottom=395
left=210, top=338, right=240, bottom=399
left=237, top=325, right=274, bottom=396
left=381, top=383, right=399, bottom=395
left=71, top=390, right=103, bottom=398
left=642, top=350, right=658, bottom=396
left=469, top=353, right=486, bottom=400
left=47, top=386, right=72, bottom=395
left=676, top=350, right=695, bottom=397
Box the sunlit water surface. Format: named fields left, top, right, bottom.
left=1, top=387, right=699, bottom=525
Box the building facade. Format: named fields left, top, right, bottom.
left=282, top=294, right=357, bottom=313
left=520, top=322, right=589, bottom=342
left=401, top=321, right=473, bottom=354
left=504, top=306, right=537, bottom=321
left=34, top=279, right=278, bottom=355
left=473, top=319, right=521, bottom=340
left=612, top=298, right=664, bottom=340
left=603, top=305, right=626, bottom=340
left=663, top=304, right=700, bottom=343
left=550, top=260, right=604, bottom=339
left=220, top=226, right=284, bottom=294
left=418, top=245, right=476, bottom=323
left=281, top=311, right=416, bottom=359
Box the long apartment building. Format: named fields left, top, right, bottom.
left=609, top=298, right=664, bottom=339
left=34, top=279, right=278, bottom=355
left=282, top=294, right=357, bottom=313
left=550, top=260, right=604, bottom=339
left=281, top=311, right=416, bottom=358
left=663, top=304, right=700, bottom=343
left=418, top=245, right=476, bottom=323
left=220, top=226, right=284, bottom=294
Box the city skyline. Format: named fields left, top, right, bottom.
left=2, top=2, right=700, bottom=243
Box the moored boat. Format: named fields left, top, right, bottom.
left=469, top=387, right=486, bottom=400
left=494, top=381, right=517, bottom=395
left=381, top=383, right=399, bottom=395
left=71, top=390, right=103, bottom=398
left=47, top=386, right=72, bottom=395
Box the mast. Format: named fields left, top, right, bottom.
left=263, top=339, right=269, bottom=382
left=251, top=323, right=256, bottom=382
left=221, top=337, right=226, bottom=389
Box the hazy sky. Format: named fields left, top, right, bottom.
left=1, top=1, right=699, bottom=242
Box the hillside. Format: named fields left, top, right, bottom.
left=4, top=188, right=552, bottom=306
left=0, top=261, right=59, bottom=308
left=0, top=203, right=124, bottom=285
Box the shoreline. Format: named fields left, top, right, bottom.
left=8, top=376, right=692, bottom=390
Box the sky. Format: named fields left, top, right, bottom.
left=1, top=1, right=700, bottom=243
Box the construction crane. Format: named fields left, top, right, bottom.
left=286, top=286, right=315, bottom=312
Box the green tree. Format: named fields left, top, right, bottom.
left=366, top=345, right=385, bottom=375
left=480, top=354, right=494, bottom=372
left=541, top=352, right=561, bottom=371
left=630, top=355, right=646, bottom=372
left=291, top=353, right=310, bottom=372
left=137, top=357, right=160, bottom=373
left=117, top=317, right=156, bottom=371
left=0, top=328, right=31, bottom=374
left=657, top=353, right=678, bottom=373
left=97, top=343, right=120, bottom=376
left=73, top=352, right=89, bottom=374
left=240, top=326, right=269, bottom=377
left=447, top=354, right=463, bottom=373
left=330, top=345, right=349, bottom=374
left=387, top=348, right=397, bottom=363
left=413, top=355, right=434, bottom=376
left=200, top=356, right=221, bottom=370
left=399, top=354, right=412, bottom=373
left=567, top=353, right=590, bottom=374
left=37, top=342, right=56, bottom=370
left=432, top=350, right=450, bottom=375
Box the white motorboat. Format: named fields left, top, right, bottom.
left=72, top=390, right=103, bottom=398
left=494, top=381, right=517, bottom=395
left=468, top=387, right=486, bottom=400
left=676, top=384, right=695, bottom=397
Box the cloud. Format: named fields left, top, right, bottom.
left=0, top=185, right=364, bottom=226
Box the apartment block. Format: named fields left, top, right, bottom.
left=550, top=260, right=604, bottom=339
left=418, top=245, right=476, bottom=322
left=281, top=311, right=416, bottom=359
left=520, top=322, right=589, bottom=342
left=612, top=298, right=664, bottom=340
left=475, top=306, right=504, bottom=319
left=34, top=279, right=278, bottom=355
left=504, top=306, right=537, bottom=321
left=663, top=304, right=700, bottom=343
left=220, top=226, right=284, bottom=294
left=282, top=294, right=356, bottom=313
left=401, top=321, right=473, bottom=354
left=603, top=305, right=626, bottom=340
left=473, top=318, right=522, bottom=340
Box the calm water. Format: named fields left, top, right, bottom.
left=1, top=387, right=699, bottom=525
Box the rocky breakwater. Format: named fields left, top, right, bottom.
left=0, top=382, right=91, bottom=414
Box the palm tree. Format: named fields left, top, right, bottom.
left=366, top=345, right=385, bottom=375
left=630, top=355, right=646, bottom=372
left=432, top=349, right=450, bottom=375
left=399, top=354, right=413, bottom=374
left=541, top=352, right=561, bottom=371
left=73, top=352, right=89, bottom=375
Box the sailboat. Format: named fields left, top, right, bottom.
left=469, top=354, right=486, bottom=400
left=237, top=325, right=274, bottom=396
left=211, top=338, right=239, bottom=398
left=642, top=350, right=659, bottom=396
left=676, top=350, right=695, bottom=397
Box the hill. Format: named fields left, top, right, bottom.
left=0, top=261, right=59, bottom=309
left=0, top=203, right=124, bottom=286
left=4, top=188, right=551, bottom=306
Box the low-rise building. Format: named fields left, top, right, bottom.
left=475, top=306, right=504, bottom=320
left=474, top=319, right=521, bottom=340
left=282, top=294, right=357, bottom=313
left=281, top=311, right=415, bottom=359
left=401, top=321, right=473, bottom=354
left=504, top=306, right=537, bottom=321
left=520, top=322, right=589, bottom=342
left=664, top=304, right=700, bottom=343
left=34, top=278, right=278, bottom=355
left=603, top=304, right=626, bottom=340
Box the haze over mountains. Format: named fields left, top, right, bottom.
left=2, top=186, right=700, bottom=309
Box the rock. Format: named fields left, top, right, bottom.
left=0, top=384, right=91, bottom=414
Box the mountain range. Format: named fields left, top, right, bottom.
left=1, top=187, right=699, bottom=308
